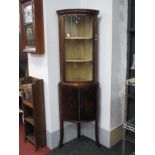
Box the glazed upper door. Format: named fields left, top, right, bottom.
left=63, top=15, right=95, bottom=82
left=22, top=1, right=35, bottom=48
left=64, top=15, right=93, bottom=38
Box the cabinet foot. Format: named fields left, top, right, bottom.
left=95, top=119, right=100, bottom=147
left=59, top=120, right=64, bottom=148
left=77, top=122, right=81, bottom=138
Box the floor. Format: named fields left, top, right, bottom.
left=45, top=136, right=134, bottom=155
left=19, top=121, right=50, bottom=155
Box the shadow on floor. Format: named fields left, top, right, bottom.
left=45, top=136, right=135, bottom=155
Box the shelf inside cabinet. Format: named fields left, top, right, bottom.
left=65, top=59, right=93, bottom=62
left=25, top=117, right=35, bottom=126
left=65, top=37, right=92, bottom=40
left=23, top=100, right=33, bottom=108
left=123, top=117, right=135, bottom=132
left=26, top=134, right=35, bottom=145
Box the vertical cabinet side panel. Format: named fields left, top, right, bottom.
left=32, top=80, right=46, bottom=148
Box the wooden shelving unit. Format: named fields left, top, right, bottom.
left=20, top=76, right=46, bottom=150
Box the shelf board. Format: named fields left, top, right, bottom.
left=65, top=36, right=92, bottom=40
left=20, top=85, right=32, bottom=92
left=26, top=134, right=35, bottom=145
left=65, top=59, right=93, bottom=62
left=123, top=117, right=135, bottom=132
left=23, top=100, right=33, bottom=108
left=25, top=117, right=35, bottom=126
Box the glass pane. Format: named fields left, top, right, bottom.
left=65, top=62, right=93, bottom=81
left=65, top=16, right=92, bottom=38
left=23, top=3, right=33, bottom=24
left=65, top=39, right=92, bottom=61
left=25, top=24, right=35, bottom=46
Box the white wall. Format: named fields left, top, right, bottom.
left=81, top=0, right=113, bottom=132
left=110, top=0, right=127, bottom=129
left=81, top=0, right=127, bottom=130
left=28, top=0, right=127, bottom=148
left=28, top=51, right=52, bottom=131
left=82, top=0, right=127, bottom=147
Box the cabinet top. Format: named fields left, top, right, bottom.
left=57, top=9, right=99, bottom=15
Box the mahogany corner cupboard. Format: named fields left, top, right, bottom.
left=57, top=9, right=100, bottom=147
left=19, top=0, right=44, bottom=53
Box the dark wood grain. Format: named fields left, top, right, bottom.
left=58, top=82, right=99, bottom=147
left=21, top=77, right=46, bottom=150
left=59, top=83, right=79, bottom=121
left=57, top=9, right=99, bottom=15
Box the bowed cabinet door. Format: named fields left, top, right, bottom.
left=80, top=84, right=98, bottom=121
left=59, top=84, right=79, bottom=121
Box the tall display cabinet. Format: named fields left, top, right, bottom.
left=57, top=9, right=99, bottom=147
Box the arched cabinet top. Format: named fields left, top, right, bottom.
left=57, top=9, right=99, bottom=15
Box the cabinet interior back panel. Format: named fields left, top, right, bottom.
left=65, top=39, right=93, bottom=60
left=65, top=16, right=92, bottom=38
left=65, top=62, right=93, bottom=81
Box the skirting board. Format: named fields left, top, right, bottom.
left=110, top=123, right=123, bottom=147
left=46, top=122, right=123, bottom=149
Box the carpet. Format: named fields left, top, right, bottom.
left=19, top=123, right=50, bottom=155
left=45, top=136, right=134, bottom=155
